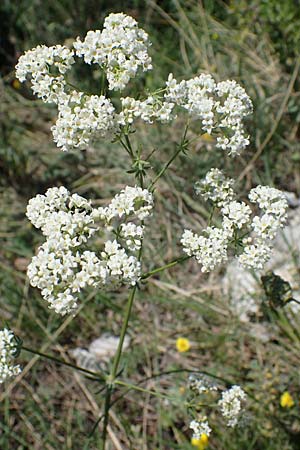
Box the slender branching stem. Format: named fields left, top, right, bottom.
left=141, top=255, right=190, bottom=280
left=101, top=126, right=189, bottom=447
left=101, top=387, right=113, bottom=450
left=110, top=285, right=137, bottom=382
left=22, top=346, right=103, bottom=380
left=148, top=125, right=189, bottom=190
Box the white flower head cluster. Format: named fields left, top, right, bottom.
left=52, top=91, right=116, bottom=151
left=218, top=385, right=247, bottom=427
left=120, top=223, right=144, bottom=251
left=27, top=186, right=153, bottom=315
left=195, top=168, right=235, bottom=207
left=189, top=419, right=212, bottom=440
left=188, top=374, right=218, bottom=394
left=181, top=226, right=232, bottom=272
left=0, top=329, right=21, bottom=383
left=15, top=13, right=253, bottom=155
left=165, top=74, right=252, bottom=156
left=26, top=186, right=96, bottom=248
left=15, top=45, right=75, bottom=103
left=93, top=185, right=153, bottom=224
left=118, top=95, right=175, bottom=126
left=238, top=185, right=288, bottom=269
left=181, top=169, right=288, bottom=272
left=74, top=13, right=152, bottom=91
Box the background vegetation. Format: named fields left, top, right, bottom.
left=1, top=0, right=300, bottom=449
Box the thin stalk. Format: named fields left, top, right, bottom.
left=100, top=285, right=138, bottom=449
left=115, top=379, right=173, bottom=400
left=119, top=138, right=133, bottom=157
left=148, top=125, right=189, bottom=190
left=115, top=379, right=189, bottom=403
left=148, top=145, right=184, bottom=190
left=22, top=346, right=103, bottom=380
left=101, top=387, right=112, bottom=450
left=141, top=255, right=190, bottom=280
left=101, top=138, right=144, bottom=448
left=110, top=285, right=137, bottom=381
left=124, top=134, right=134, bottom=157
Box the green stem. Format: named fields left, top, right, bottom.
left=22, top=346, right=103, bottom=380
left=115, top=379, right=183, bottom=402
left=125, top=134, right=134, bottom=157
left=148, top=145, right=183, bottom=190
left=101, top=135, right=144, bottom=448
left=119, top=137, right=133, bottom=157
left=208, top=205, right=215, bottom=227
left=101, top=387, right=112, bottom=450
left=100, top=265, right=139, bottom=449
left=148, top=125, right=189, bottom=190
left=110, top=285, right=137, bottom=382
left=141, top=255, right=190, bottom=280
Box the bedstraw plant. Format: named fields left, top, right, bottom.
left=1, top=12, right=290, bottom=448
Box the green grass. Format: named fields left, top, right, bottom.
left=1, top=0, right=300, bottom=449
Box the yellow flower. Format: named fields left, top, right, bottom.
left=12, top=79, right=21, bottom=90
left=176, top=337, right=191, bottom=353
left=201, top=133, right=214, bottom=142
left=191, top=434, right=209, bottom=449
left=280, top=391, right=294, bottom=408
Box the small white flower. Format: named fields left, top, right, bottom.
left=189, top=419, right=212, bottom=439
left=74, top=13, right=152, bottom=91
left=195, top=168, right=235, bottom=207
left=218, top=385, right=247, bottom=427
left=15, top=45, right=74, bottom=103
left=181, top=226, right=232, bottom=272
left=165, top=75, right=252, bottom=156
left=120, top=222, right=144, bottom=251
left=97, top=186, right=154, bottom=223
left=27, top=185, right=151, bottom=314
left=238, top=242, right=271, bottom=270
left=188, top=374, right=218, bottom=394
left=249, top=185, right=288, bottom=220
left=182, top=171, right=288, bottom=272
left=0, top=329, right=21, bottom=383
left=222, top=201, right=252, bottom=229
left=52, top=93, right=116, bottom=151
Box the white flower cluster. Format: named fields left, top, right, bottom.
left=27, top=186, right=153, bottom=315
left=0, top=329, right=21, bottom=383
left=74, top=13, right=152, bottom=90
left=52, top=91, right=116, bottom=151
left=26, top=186, right=96, bottom=248
left=218, top=385, right=247, bottom=427
left=239, top=185, right=288, bottom=269
left=181, top=226, right=232, bottom=272
left=93, top=185, right=153, bottom=223
left=15, top=13, right=253, bottom=156
left=195, top=168, right=235, bottom=207
left=189, top=419, right=212, bottom=440
left=181, top=169, right=288, bottom=272
left=120, top=223, right=144, bottom=251
left=165, top=74, right=252, bottom=155
left=118, top=96, right=175, bottom=126
left=15, top=45, right=75, bottom=103
left=188, top=374, right=218, bottom=394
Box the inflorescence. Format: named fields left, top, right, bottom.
left=27, top=186, right=153, bottom=315
left=0, top=329, right=21, bottom=384
left=181, top=169, right=288, bottom=272
left=187, top=375, right=247, bottom=440
left=14, top=11, right=288, bottom=443
left=16, top=13, right=252, bottom=155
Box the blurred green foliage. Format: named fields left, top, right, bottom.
left=230, top=0, right=300, bottom=65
